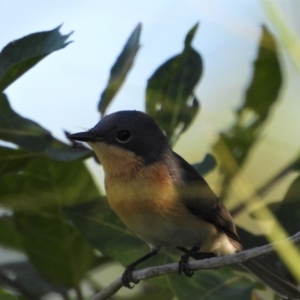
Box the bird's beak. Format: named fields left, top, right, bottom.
left=69, top=131, right=97, bottom=143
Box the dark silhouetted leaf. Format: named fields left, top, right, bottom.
left=0, top=154, right=100, bottom=287
left=45, top=147, right=92, bottom=162
left=213, top=25, right=282, bottom=200
left=65, top=197, right=168, bottom=265
left=0, top=150, right=100, bottom=288
left=64, top=198, right=140, bottom=265
left=192, top=153, right=217, bottom=176
left=238, top=25, right=282, bottom=124
left=0, top=25, right=72, bottom=92
left=0, top=93, right=92, bottom=161
left=0, top=216, right=22, bottom=251
left=98, top=23, right=142, bottom=116
left=0, top=93, right=52, bottom=151
left=0, top=146, right=37, bottom=177
left=168, top=266, right=255, bottom=300
left=14, top=210, right=96, bottom=288
left=64, top=199, right=170, bottom=286
left=0, top=156, right=100, bottom=211
left=64, top=198, right=144, bottom=265
left=146, top=23, right=202, bottom=145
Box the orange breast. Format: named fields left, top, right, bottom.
left=105, top=161, right=179, bottom=229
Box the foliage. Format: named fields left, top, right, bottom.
left=146, top=23, right=202, bottom=146
left=98, top=23, right=142, bottom=117
left=213, top=25, right=283, bottom=200
left=0, top=21, right=299, bottom=300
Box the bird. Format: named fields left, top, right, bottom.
left=69, top=110, right=300, bottom=299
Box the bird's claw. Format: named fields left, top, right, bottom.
left=178, top=254, right=194, bottom=277
left=122, top=265, right=140, bottom=289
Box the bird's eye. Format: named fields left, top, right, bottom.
left=116, top=130, right=131, bottom=142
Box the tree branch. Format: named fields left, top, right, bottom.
left=92, top=231, right=300, bottom=300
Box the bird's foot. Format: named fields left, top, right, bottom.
left=178, top=253, right=194, bottom=277
left=178, top=246, right=200, bottom=277
left=122, top=265, right=140, bottom=289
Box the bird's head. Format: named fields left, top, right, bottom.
left=69, top=110, right=170, bottom=175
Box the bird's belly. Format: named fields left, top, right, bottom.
left=106, top=181, right=213, bottom=248
left=105, top=165, right=216, bottom=249
left=130, top=212, right=210, bottom=248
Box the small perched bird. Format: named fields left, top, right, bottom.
left=70, top=110, right=300, bottom=299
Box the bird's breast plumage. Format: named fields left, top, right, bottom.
left=104, top=159, right=216, bottom=249
left=92, top=142, right=238, bottom=253
left=105, top=161, right=178, bottom=222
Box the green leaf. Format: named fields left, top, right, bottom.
left=0, top=93, right=92, bottom=161
left=0, top=146, right=38, bottom=177
left=168, top=267, right=255, bottom=300
left=98, top=23, right=142, bottom=116
left=14, top=209, right=96, bottom=288
left=146, top=23, right=202, bottom=145
left=0, top=289, right=19, bottom=300
left=212, top=25, right=282, bottom=199
left=64, top=199, right=170, bottom=286
left=192, top=153, right=217, bottom=176
left=218, top=25, right=282, bottom=166
left=0, top=156, right=100, bottom=211
left=237, top=25, right=282, bottom=124
left=0, top=216, right=22, bottom=250
left=0, top=93, right=52, bottom=151
left=64, top=199, right=148, bottom=265
left=64, top=197, right=142, bottom=265
left=0, top=25, right=72, bottom=92
left=0, top=154, right=100, bottom=288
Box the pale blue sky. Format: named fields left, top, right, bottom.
left=1, top=0, right=264, bottom=137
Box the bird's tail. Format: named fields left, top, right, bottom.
left=241, top=259, right=300, bottom=299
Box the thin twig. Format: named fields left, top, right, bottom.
left=92, top=231, right=300, bottom=300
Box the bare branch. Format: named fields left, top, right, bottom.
left=92, top=231, right=300, bottom=300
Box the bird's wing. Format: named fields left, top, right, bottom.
left=172, top=151, right=242, bottom=248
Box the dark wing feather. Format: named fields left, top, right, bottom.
left=173, top=151, right=241, bottom=248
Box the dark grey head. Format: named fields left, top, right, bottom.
left=69, top=110, right=170, bottom=164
